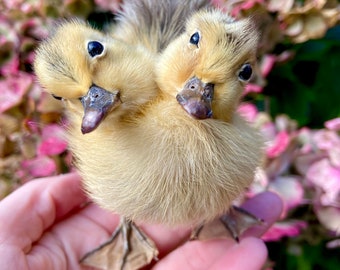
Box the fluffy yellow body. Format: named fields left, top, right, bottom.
left=34, top=8, right=263, bottom=229
left=68, top=95, right=262, bottom=226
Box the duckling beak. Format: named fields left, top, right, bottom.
left=176, top=77, right=214, bottom=119
left=80, top=84, right=121, bottom=134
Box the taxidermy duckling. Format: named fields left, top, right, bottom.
left=111, top=0, right=211, bottom=53
left=34, top=9, right=263, bottom=270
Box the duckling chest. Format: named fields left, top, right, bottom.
left=73, top=111, right=261, bottom=225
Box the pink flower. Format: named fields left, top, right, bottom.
left=325, top=118, right=340, bottom=131
left=0, top=56, right=20, bottom=76
left=267, top=0, right=294, bottom=13
left=296, top=127, right=313, bottom=155
left=18, top=18, right=48, bottom=40
left=261, top=54, right=277, bottom=77
left=326, top=239, right=340, bottom=249
left=37, top=138, right=67, bottom=156
left=95, top=0, right=121, bottom=12
left=260, top=121, right=277, bottom=141
left=313, top=130, right=340, bottom=151
left=37, top=124, right=68, bottom=156
left=307, top=159, right=340, bottom=206
left=261, top=221, right=307, bottom=241
left=262, top=220, right=307, bottom=241
left=3, top=0, right=42, bottom=14
left=314, top=206, right=340, bottom=235
left=266, top=131, right=290, bottom=158
left=231, top=0, right=265, bottom=16
left=268, top=176, right=304, bottom=218
left=0, top=72, right=33, bottom=113
left=0, top=16, right=19, bottom=74
left=247, top=167, right=269, bottom=196
left=3, top=0, right=24, bottom=10
left=21, top=156, right=57, bottom=178
left=294, top=152, right=327, bottom=175
left=243, top=83, right=263, bottom=95
left=329, top=146, right=340, bottom=168
left=237, top=103, right=259, bottom=123
left=20, top=1, right=41, bottom=14
left=275, top=114, right=296, bottom=132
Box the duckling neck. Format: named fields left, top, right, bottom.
left=143, top=92, right=198, bottom=129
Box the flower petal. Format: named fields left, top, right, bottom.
left=21, top=156, right=56, bottom=178
left=269, top=176, right=304, bottom=217
left=266, top=131, right=290, bottom=158
left=325, top=118, right=340, bottom=131
left=306, top=159, right=340, bottom=206
left=37, top=124, right=67, bottom=156
left=237, top=103, right=259, bottom=123
left=262, top=220, right=307, bottom=241
left=315, top=206, right=340, bottom=235
left=0, top=73, right=32, bottom=113
left=312, top=130, right=340, bottom=151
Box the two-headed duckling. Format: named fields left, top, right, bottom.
left=34, top=7, right=263, bottom=270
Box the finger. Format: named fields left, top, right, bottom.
left=209, top=237, right=267, bottom=270
left=140, top=191, right=283, bottom=256
left=26, top=203, right=119, bottom=269
left=152, top=237, right=267, bottom=270
left=153, top=238, right=235, bottom=270
left=241, top=191, right=283, bottom=238
left=0, top=173, right=87, bottom=250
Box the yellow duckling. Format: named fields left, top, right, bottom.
left=34, top=8, right=263, bottom=270
left=157, top=9, right=259, bottom=122
left=34, top=20, right=159, bottom=133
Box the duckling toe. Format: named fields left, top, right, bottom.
left=191, top=206, right=264, bottom=242
left=81, top=218, right=158, bottom=270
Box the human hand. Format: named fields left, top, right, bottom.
left=0, top=173, right=282, bottom=270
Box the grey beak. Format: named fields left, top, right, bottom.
left=80, top=84, right=121, bottom=134
left=176, top=77, right=214, bottom=119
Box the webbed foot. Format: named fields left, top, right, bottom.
left=191, top=206, right=264, bottom=242
left=81, top=218, right=158, bottom=270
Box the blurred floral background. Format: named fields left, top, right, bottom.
left=0, top=0, right=339, bottom=269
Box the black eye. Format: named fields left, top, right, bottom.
left=238, top=63, right=252, bottom=81
left=52, top=94, right=62, bottom=100
left=87, top=41, right=104, bottom=57
left=189, top=32, right=200, bottom=46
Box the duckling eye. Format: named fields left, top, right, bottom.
left=238, top=63, right=252, bottom=81
left=189, top=32, right=200, bottom=46
left=87, top=41, right=104, bottom=57
left=52, top=94, right=62, bottom=100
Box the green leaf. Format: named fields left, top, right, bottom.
left=264, top=26, right=340, bottom=127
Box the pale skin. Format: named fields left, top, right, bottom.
left=0, top=173, right=282, bottom=270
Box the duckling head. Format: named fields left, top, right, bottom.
left=35, top=21, right=158, bottom=134
left=156, top=9, right=258, bottom=121
left=34, top=21, right=105, bottom=99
